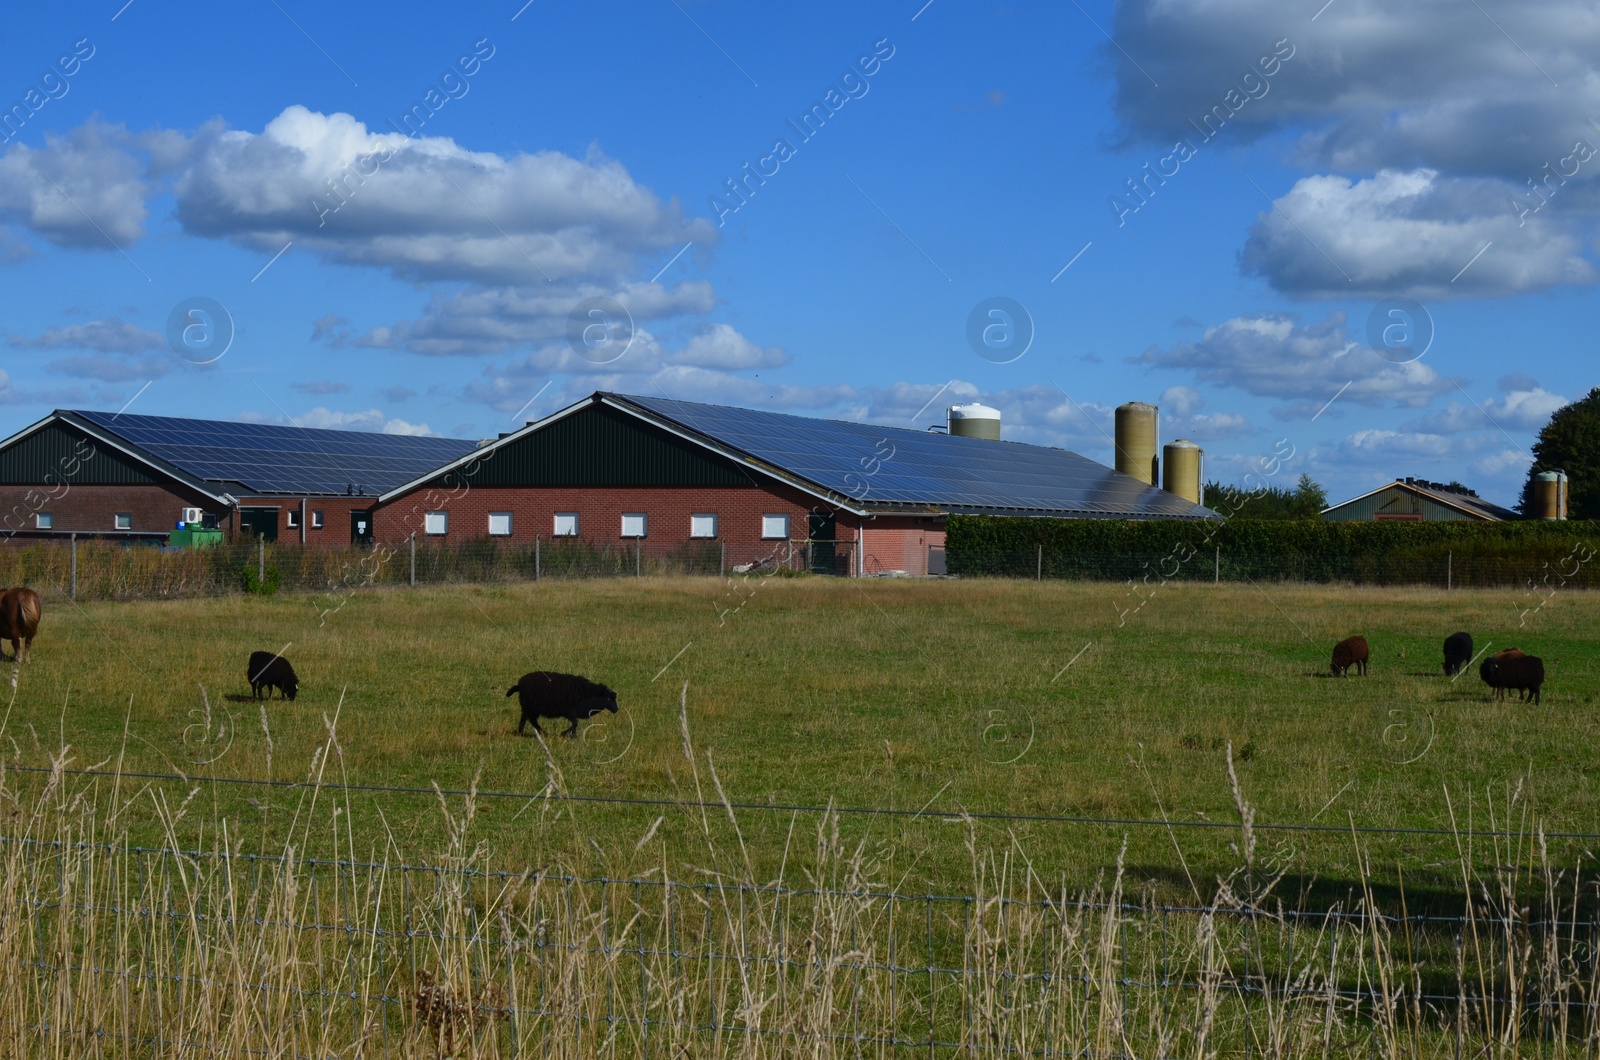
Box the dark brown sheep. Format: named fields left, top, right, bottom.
left=1480, top=654, right=1544, bottom=704
left=0, top=588, right=41, bottom=663
left=247, top=651, right=298, bottom=700
left=1442, top=632, right=1473, bottom=675
left=1330, top=636, right=1368, bottom=677
left=506, top=671, right=618, bottom=738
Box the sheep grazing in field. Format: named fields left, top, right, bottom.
left=247, top=651, right=299, bottom=701
left=1330, top=636, right=1369, bottom=677
left=1442, top=632, right=1473, bottom=675
left=1480, top=654, right=1545, bottom=704
left=506, top=671, right=618, bottom=738
left=0, top=587, right=41, bottom=663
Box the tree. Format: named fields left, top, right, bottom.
left=1518, top=387, right=1596, bottom=518
left=1202, top=473, right=1328, bottom=519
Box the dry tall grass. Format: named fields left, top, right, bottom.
left=1, top=687, right=1596, bottom=1059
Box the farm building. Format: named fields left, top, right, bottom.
left=0, top=409, right=477, bottom=545
left=1320, top=477, right=1520, bottom=522
left=376, top=392, right=1218, bottom=576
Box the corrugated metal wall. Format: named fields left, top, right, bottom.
left=436, top=404, right=758, bottom=489
left=1323, top=486, right=1478, bottom=521
left=0, top=421, right=165, bottom=486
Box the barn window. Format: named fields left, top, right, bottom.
left=553, top=512, right=579, bottom=536
left=424, top=511, right=448, bottom=535
left=311, top=510, right=324, bottom=529
left=488, top=512, right=513, bottom=536
left=114, top=513, right=132, bottom=530
left=35, top=513, right=51, bottom=529
left=287, top=509, right=301, bottom=528
left=761, top=513, right=789, bottom=539
left=690, top=513, right=717, bottom=539
left=621, top=513, right=647, bottom=538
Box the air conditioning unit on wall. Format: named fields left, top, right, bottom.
left=181, top=507, right=203, bottom=525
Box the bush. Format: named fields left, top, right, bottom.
left=240, top=561, right=282, bottom=595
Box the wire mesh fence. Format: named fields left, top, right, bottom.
left=950, top=547, right=1600, bottom=590
left=7, top=832, right=1600, bottom=1059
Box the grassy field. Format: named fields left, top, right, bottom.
left=3, top=574, right=1596, bottom=900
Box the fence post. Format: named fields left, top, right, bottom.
left=1447, top=550, right=1452, bottom=591
left=70, top=533, right=77, bottom=601
left=535, top=535, right=541, bottom=581
left=1036, top=543, right=1042, bottom=581
left=258, top=534, right=265, bottom=583
left=719, top=539, right=725, bottom=577
left=635, top=538, right=641, bottom=577
left=409, top=532, right=416, bottom=587
left=1215, top=547, right=1220, bottom=584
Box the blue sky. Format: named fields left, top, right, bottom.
left=0, top=0, right=1592, bottom=508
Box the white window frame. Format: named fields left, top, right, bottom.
left=689, top=513, right=718, bottom=539
left=621, top=512, right=648, bottom=538
left=35, top=513, right=51, bottom=529
left=311, top=510, right=324, bottom=529
left=114, top=513, right=132, bottom=530
left=424, top=510, right=448, bottom=536
left=761, top=513, right=790, bottom=540
left=553, top=512, right=579, bottom=537
left=287, top=508, right=301, bottom=528
left=488, top=511, right=513, bottom=537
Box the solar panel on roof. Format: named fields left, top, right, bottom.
left=72, top=410, right=479, bottom=496
left=612, top=393, right=1215, bottom=519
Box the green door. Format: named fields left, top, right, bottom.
left=808, top=512, right=836, bottom=574
left=239, top=507, right=279, bottom=542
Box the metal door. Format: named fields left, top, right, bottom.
left=808, top=512, right=836, bottom=574
left=238, top=507, right=279, bottom=542
left=350, top=510, right=372, bottom=545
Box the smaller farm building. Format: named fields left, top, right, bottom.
left=0, top=409, right=478, bottom=544
left=1321, top=477, right=1519, bottom=522
left=378, top=392, right=1218, bottom=576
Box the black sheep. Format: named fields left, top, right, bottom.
left=247, top=651, right=298, bottom=701
left=506, top=671, right=618, bottom=737
left=1330, top=636, right=1368, bottom=677
left=1480, top=654, right=1544, bottom=704
left=1442, top=631, right=1473, bottom=675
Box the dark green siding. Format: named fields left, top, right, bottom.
left=437, top=404, right=758, bottom=489
left=0, top=421, right=166, bottom=486
left=1323, top=486, right=1477, bottom=521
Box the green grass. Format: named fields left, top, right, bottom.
left=5, top=576, right=1597, bottom=899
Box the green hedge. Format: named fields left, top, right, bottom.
left=946, top=513, right=1600, bottom=587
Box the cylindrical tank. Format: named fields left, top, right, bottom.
left=1114, top=402, right=1159, bottom=485
left=947, top=402, right=1001, bottom=440
left=1162, top=440, right=1203, bottom=505
left=1533, top=470, right=1569, bottom=520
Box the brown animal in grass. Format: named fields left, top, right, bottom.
left=1330, top=635, right=1368, bottom=677
left=1480, top=653, right=1544, bottom=704
left=0, top=588, right=42, bottom=663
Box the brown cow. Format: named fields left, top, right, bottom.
left=1330, top=635, right=1369, bottom=677
left=0, top=588, right=42, bottom=663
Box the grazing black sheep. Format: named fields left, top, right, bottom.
left=506, top=671, right=618, bottom=737
left=1330, top=636, right=1369, bottom=677
left=1480, top=654, right=1544, bottom=704
left=247, top=651, right=298, bottom=701
left=1442, top=632, right=1473, bottom=675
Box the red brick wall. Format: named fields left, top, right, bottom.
left=0, top=483, right=218, bottom=539
left=373, top=484, right=864, bottom=568
left=234, top=496, right=380, bottom=547
left=861, top=517, right=946, bottom=576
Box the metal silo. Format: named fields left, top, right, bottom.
left=1533, top=470, right=1569, bottom=519
left=947, top=402, right=1002, bottom=440
left=1162, top=439, right=1203, bottom=505
left=1114, top=402, right=1159, bottom=485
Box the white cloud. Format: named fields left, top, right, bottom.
left=290, top=379, right=350, bottom=395
left=43, top=354, right=168, bottom=382
left=1241, top=169, right=1596, bottom=298
left=1402, top=386, right=1567, bottom=434
left=9, top=317, right=164, bottom=354
left=671, top=324, right=788, bottom=370
left=1137, top=311, right=1458, bottom=414
left=173, top=106, right=713, bottom=286
left=0, top=120, right=149, bottom=250
left=291, top=406, right=437, bottom=436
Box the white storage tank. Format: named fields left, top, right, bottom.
left=947, top=402, right=1002, bottom=440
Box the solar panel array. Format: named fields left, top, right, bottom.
left=72, top=410, right=480, bottom=497
left=612, top=394, right=1216, bottom=518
